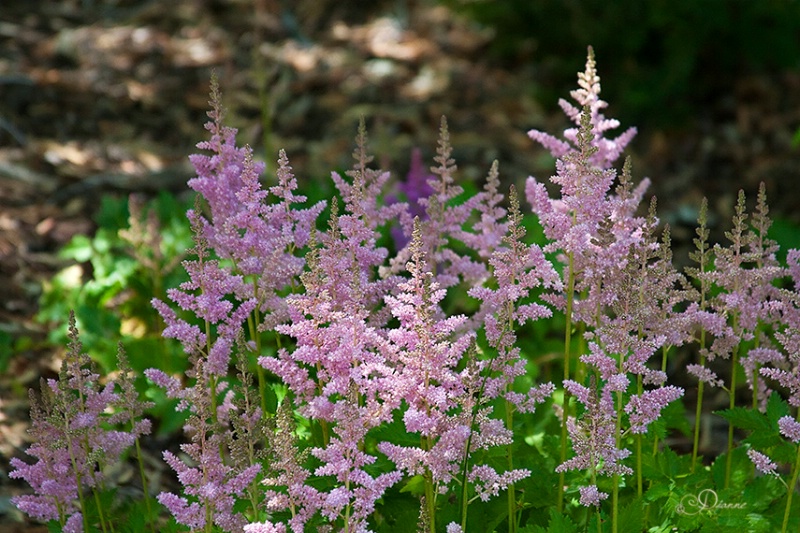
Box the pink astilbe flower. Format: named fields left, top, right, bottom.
left=261, top=401, right=323, bottom=533
left=10, top=313, right=144, bottom=531
left=155, top=368, right=261, bottom=532
left=687, top=364, right=725, bottom=388
left=556, top=379, right=633, bottom=482
left=333, top=118, right=408, bottom=234
left=624, top=386, right=684, bottom=434
left=762, top=326, right=800, bottom=408
left=526, top=49, right=651, bottom=334
left=467, top=465, right=531, bottom=502
left=459, top=160, right=509, bottom=261
left=703, top=187, right=785, bottom=407
left=327, top=122, right=409, bottom=329
left=446, top=523, right=464, bottom=533
left=469, top=187, right=560, bottom=409
left=747, top=449, right=779, bottom=476
left=579, top=485, right=609, bottom=508
left=778, top=416, right=800, bottom=443
left=386, top=117, right=491, bottom=291
left=260, top=154, right=407, bottom=529
left=245, top=521, right=287, bottom=533
left=528, top=46, right=636, bottom=170
left=525, top=49, right=687, bottom=509
left=378, top=221, right=479, bottom=490
left=170, top=77, right=324, bottom=342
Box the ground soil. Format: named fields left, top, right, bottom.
left=1, top=1, right=799, bottom=529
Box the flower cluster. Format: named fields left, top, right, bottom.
left=14, top=46, right=800, bottom=533
left=10, top=313, right=150, bottom=532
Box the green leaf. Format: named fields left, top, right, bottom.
left=521, top=507, right=578, bottom=533
left=765, top=392, right=790, bottom=424
left=399, top=475, right=426, bottom=497
left=715, top=407, right=771, bottom=432
left=372, top=487, right=420, bottom=533
left=619, top=497, right=644, bottom=533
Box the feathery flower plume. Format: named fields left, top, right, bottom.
left=10, top=313, right=144, bottom=532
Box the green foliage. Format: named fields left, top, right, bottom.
left=38, top=191, right=192, bottom=374
left=36, top=191, right=193, bottom=439
left=769, top=217, right=800, bottom=265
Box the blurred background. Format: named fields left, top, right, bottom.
left=1, top=0, right=800, bottom=529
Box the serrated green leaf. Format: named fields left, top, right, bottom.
left=525, top=507, right=578, bottom=533
left=715, top=407, right=771, bottom=432
left=619, top=497, right=644, bottom=533
left=765, top=392, right=790, bottom=424
left=400, top=475, right=426, bottom=496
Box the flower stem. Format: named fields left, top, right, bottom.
left=559, top=250, right=576, bottom=513
left=782, top=430, right=800, bottom=532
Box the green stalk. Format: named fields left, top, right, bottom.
left=133, top=434, right=156, bottom=533
left=559, top=250, right=576, bottom=513
left=691, top=342, right=706, bottom=472
left=635, top=373, right=643, bottom=498
left=423, top=435, right=437, bottom=533
left=92, top=487, right=110, bottom=533
left=245, top=277, right=269, bottom=417
left=612, top=381, right=624, bottom=533
left=782, top=419, right=800, bottom=532
left=459, top=350, right=500, bottom=530
left=724, top=322, right=739, bottom=489
left=506, top=386, right=517, bottom=533
left=65, top=433, right=90, bottom=533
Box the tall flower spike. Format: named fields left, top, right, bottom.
left=331, top=117, right=406, bottom=230
left=10, top=313, right=138, bottom=531
left=387, top=117, right=487, bottom=292
left=379, top=220, right=476, bottom=486
left=556, top=379, right=632, bottom=507
left=156, top=368, right=261, bottom=532
left=259, top=175, right=404, bottom=530
left=528, top=46, right=636, bottom=171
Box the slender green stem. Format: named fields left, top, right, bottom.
left=612, top=386, right=623, bottom=533
left=559, top=251, right=576, bottom=513
left=636, top=373, right=643, bottom=498
left=66, top=437, right=89, bottom=533
left=724, top=329, right=739, bottom=489
left=782, top=423, right=800, bottom=532
left=423, top=438, right=437, bottom=533
left=134, top=435, right=157, bottom=533
left=692, top=346, right=707, bottom=471
left=92, top=488, right=110, bottom=533
left=505, top=387, right=517, bottom=533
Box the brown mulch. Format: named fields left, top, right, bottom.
left=1, top=0, right=799, bottom=529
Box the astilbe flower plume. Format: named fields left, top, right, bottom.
left=259, top=199, right=403, bottom=531
left=177, top=76, right=324, bottom=339
left=147, top=82, right=333, bottom=530
left=524, top=48, right=690, bottom=517
left=151, top=364, right=261, bottom=532
left=694, top=186, right=786, bottom=410
left=386, top=117, right=494, bottom=293
left=556, top=378, right=632, bottom=506
left=525, top=48, right=649, bottom=330
left=376, top=220, right=534, bottom=531
left=469, top=187, right=561, bottom=412
left=377, top=221, right=476, bottom=484
left=327, top=120, right=407, bottom=328
left=527, top=45, right=636, bottom=170
left=10, top=312, right=147, bottom=532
